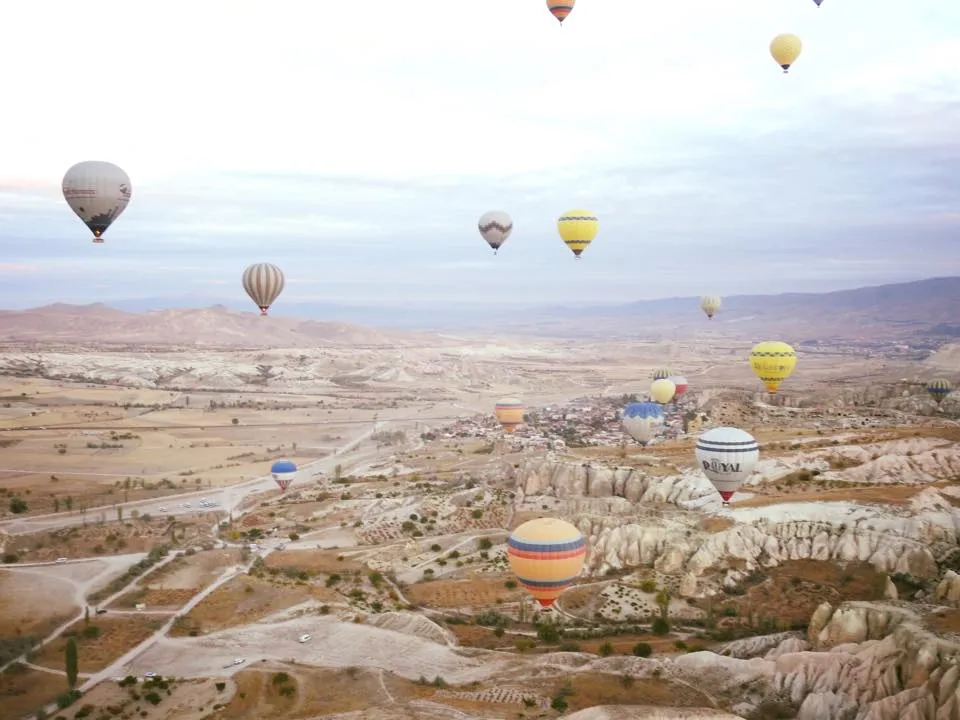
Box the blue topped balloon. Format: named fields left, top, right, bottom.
left=270, top=459, right=298, bottom=492
left=621, top=402, right=665, bottom=446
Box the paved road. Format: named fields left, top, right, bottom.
left=0, top=422, right=384, bottom=536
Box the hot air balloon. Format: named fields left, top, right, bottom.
left=507, top=517, right=586, bottom=608
left=478, top=211, right=513, bottom=254
left=695, top=427, right=759, bottom=505
left=927, top=379, right=953, bottom=405
left=750, top=341, right=797, bottom=393
left=61, top=161, right=132, bottom=243
left=495, top=398, right=525, bottom=433
left=669, top=375, right=689, bottom=400
left=650, top=378, right=676, bottom=405
left=546, top=0, right=574, bottom=24
left=812, top=0, right=823, bottom=5
left=770, top=34, right=802, bottom=73
left=557, top=209, right=598, bottom=258
left=622, top=402, right=664, bottom=445
left=651, top=368, right=673, bottom=381
left=270, top=459, right=298, bottom=492
left=242, top=263, right=285, bottom=316
left=700, top=295, right=722, bottom=320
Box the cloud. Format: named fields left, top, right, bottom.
left=0, top=0, right=957, bottom=309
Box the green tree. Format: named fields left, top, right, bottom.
left=65, top=637, right=78, bottom=689
left=84, top=606, right=90, bottom=625
left=65, top=496, right=73, bottom=511
left=9, top=497, right=27, bottom=514
left=116, top=506, right=123, bottom=522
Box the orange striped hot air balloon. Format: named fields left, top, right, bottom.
left=508, top=518, right=586, bottom=608
left=546, top=0, right=574, bottom=24
left=494, top=397, right=525, bottom=433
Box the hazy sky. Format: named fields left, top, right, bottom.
left=1, top=0, right=959, bottom=310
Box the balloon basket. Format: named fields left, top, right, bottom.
left=92, top=238, right=104, bottom=244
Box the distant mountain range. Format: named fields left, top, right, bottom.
left=0, top=277, right=957, bottom=347
left=0, top=303, right=432, bottom=348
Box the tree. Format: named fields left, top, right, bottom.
left=53, top=497, right=60, bottom=512
left=65, top=638, right=78, bottom=689
left=231, top=418, right=239, bottom=425
left=116, top=506, right=123, bottom=522
left=84, top=606, right=90, bottom=625
left=632, top=642, right=652, bottom=658
left=65, top=496, right=73, bottom=511
left=9, top=497, right=27, bottom=514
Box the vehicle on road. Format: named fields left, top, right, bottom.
left=56, top=557, right=67, bottom=563
left=232, top=658, right=245, bottom=666
left=143, top=671, right=157, bottom=679
left=158, top=507, right=167, bottom=512
left=298, top=633, right=311, bottom=643
left=96, top=608, right=107, bottom=615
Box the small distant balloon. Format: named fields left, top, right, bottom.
left=242, top=263, right=285, bottom=316
left=495, top=398, right=525, bottom=434
left=927, top=379, right=953, bottom=406
left=669, top=375, right=689, bottom=399
left=622, top=402, right=664, bottom=446
left=62, top=161, right=132, bottom=244
left=478, top=211, right=513, bottom=254
left=770, top=34, right=802, bottom=73
left=546, top=0, right=574, bottom=24
left=557, top=209, right=598, bottom=258
left=651, top=367, right=673, bottom=381
left=750, top=341, right=797, bottom=393
left=650, top=378, right=676, bottom=405
left=700, top=295, right=722, bottom=320
left=270, top=459, right=298, bottom=492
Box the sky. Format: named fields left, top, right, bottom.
left=0, top=0, right=959, bottom=312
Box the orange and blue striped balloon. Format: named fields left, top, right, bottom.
left=508, top=518, right=586, bottom=607
left=546, top=0, right=574, bottom=24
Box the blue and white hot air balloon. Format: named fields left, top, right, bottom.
left=621, top=402, right=665, bottom=446
left=270, top=459, right=298, bottom=492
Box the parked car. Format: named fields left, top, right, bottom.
left=298, top=634, right=311, bottom=643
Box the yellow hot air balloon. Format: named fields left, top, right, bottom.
left=770, top=34, right=802, bottom=73
left=494, top=398, right=525, bottom=433
left=650, top=378, right=676, bottom=404
left=507, top=517, right=586, bottom=608
left=557, top=209, right=598, bottom=259
left=750, top=341, right=797, bottom=393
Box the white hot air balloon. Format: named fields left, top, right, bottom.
left=694, top=427, right=759, bottom=505
left=62, top=161, right=132, bottom=243
left=478, top=211, right=513, bottom=254
left=242, top=263, right=285, bottom=316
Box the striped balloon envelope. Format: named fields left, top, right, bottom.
left=546, top=0, right=575, bottom=24
left=494, top=397, right=525, bottom=433
left=508, top=518, right=586, bottom=607
left=242, top=262, right=285, bottom=316
left=695, top=427, right=759, bottom=504
left=927, top=379, right=952, bottom=405
left=651, top=367, right=673, bottom=381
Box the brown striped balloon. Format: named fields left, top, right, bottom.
left=242, top=263, right=285, bottom=316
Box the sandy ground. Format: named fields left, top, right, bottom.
left=0, top=555, right=143, bottom=635
left=121, top=615, right=507, bottom=684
